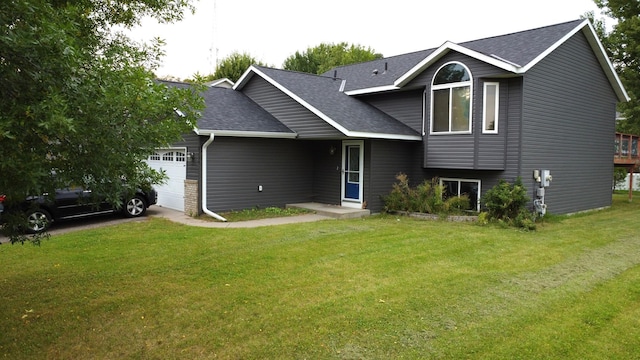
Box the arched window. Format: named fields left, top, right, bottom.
left=431, top=62, right=472, bottom=134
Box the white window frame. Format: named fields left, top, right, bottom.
left=440, top=177, right=481, bottom=212
left=430, top=62, right=473, bottom=135
left=482, top=82, right=499, bottom=134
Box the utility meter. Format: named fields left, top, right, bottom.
left=540, top=170, right=552, bottom=187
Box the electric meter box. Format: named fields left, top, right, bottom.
left=541, top=170, right=552, bottom=187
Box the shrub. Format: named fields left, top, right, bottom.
left=514, top=208, right=537, bottom=231
left=382, top=173, right=414, bottom=212
left=383, top=174, right=466, bottom=216
left=414, top=177, right=446, bottom=214
left=477, top=211, right=490, bottom=225
left=444, top=195, right=471, bottom=214
left=481, top=177, right=535, bottom=230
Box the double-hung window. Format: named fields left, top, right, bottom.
left=431, top=62, right=472, bottom=134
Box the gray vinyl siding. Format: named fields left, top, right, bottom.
left=205, top=137, right=314, bottom=212
left=310, top=140, right=343, bottom=205
left=364, top=140, right=421, bottom=212
left=173, top=132, right=202, bottom=181
left=360, top=89, right=424, bottom=133
left=242, top=76, right=344, bottom=139
left=414, top=52, right=512, bottom=170
left=476, top=79, right=508, bottom=170
left=504, top=77, right=524, bottom=182
left=520, top=31, right=618, bottom=214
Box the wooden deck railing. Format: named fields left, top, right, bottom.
left=614, top=132, right=640, bottom=166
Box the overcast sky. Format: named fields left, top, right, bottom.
left=126, top=0, right=606, bottom=80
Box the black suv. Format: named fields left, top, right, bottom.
left=0, top=187, right=157, bottom=233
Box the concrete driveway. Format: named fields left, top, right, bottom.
left=0, top=209, right=152, bottom=244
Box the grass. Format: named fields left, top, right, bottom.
left=197, top=206, right=311, bottom=222
left=1, top=194, right=639, bottom=359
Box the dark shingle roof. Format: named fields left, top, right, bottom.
left=323, top=49, right=435, bottom=92
left=254, top=66, right=420, bottom=137
left=198, top=87, right=294, bottom=133
left=325, top=19, right=584, bottom=92
left=459, top=19, right=583, bottom=67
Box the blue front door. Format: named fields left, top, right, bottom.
left=342, top=141, right=363, bottom=206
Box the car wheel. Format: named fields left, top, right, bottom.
left=124, top=196, right=147, bottom=218
left=26, top=209, right=51, bottom=234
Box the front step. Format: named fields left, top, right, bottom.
left=287, top=202, right=370, bottom=220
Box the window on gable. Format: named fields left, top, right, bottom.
left=483, top=82, right=499, bottom=133
left=431, top=62, right=472, bottom=134
left=440, top=178, right=481, bottom=212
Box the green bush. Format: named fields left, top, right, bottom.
left=481, top=178, right=535, bottom=230
left=514, top=208, right=537, bottom=231
left=382, top=173, right=413, bottom=212
left=383, top=174, right=469, bottom=215
left=415, top=177, right=446, bottom=214
left=444, top=194, right=471, bottom=214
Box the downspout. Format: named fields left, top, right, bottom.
left=201, top=132, right=227, bottom=221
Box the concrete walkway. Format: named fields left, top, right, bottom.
left=149, top=202, right=370, bottom=228
left=148, top=206, right=335, bottom=228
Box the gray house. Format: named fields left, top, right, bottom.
left=151, top=19, right=628, bottom=218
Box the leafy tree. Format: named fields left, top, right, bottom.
left=594, top=0, right=640, bottom=134
left=193, top=52, right=265, bottom=83
left=0, top=0, right=204, bottom=243
left=283, top=42, right=383, bottom=75
left=614, top=167, right=629, bottom=188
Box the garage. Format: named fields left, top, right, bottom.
left=146, top=148, right=187, bottom=211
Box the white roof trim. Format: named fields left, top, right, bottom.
left=233, top=67, right=255, bottom=90
left=394, top=42, right=520, bottom=88
left=194, top=128, right=419, bottom=141
left=237, top=66, right=420, bottom=140
left=345, top=84, right=401, bottom=96
left=206, top=78, right=234, bottom=87
left=518, top=19, right=628, bottom=101
left=247, top=67, right=353, bottom=136
left=584, top=21, right=629, bottom=101
left=356, top=20, right=628, bottom=102
left=347, top=132, right=422, bottom=141
left=194, top=128, right=298, bottom=139
left=518, top=20, right=585, bottom=73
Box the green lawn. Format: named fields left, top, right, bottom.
left=2, top=195, right=640, bottom=359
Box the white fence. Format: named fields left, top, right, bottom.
left=615, top=173, right=640, bottom=191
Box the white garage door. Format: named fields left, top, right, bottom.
left=146, top=149, right=186, bottom=211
